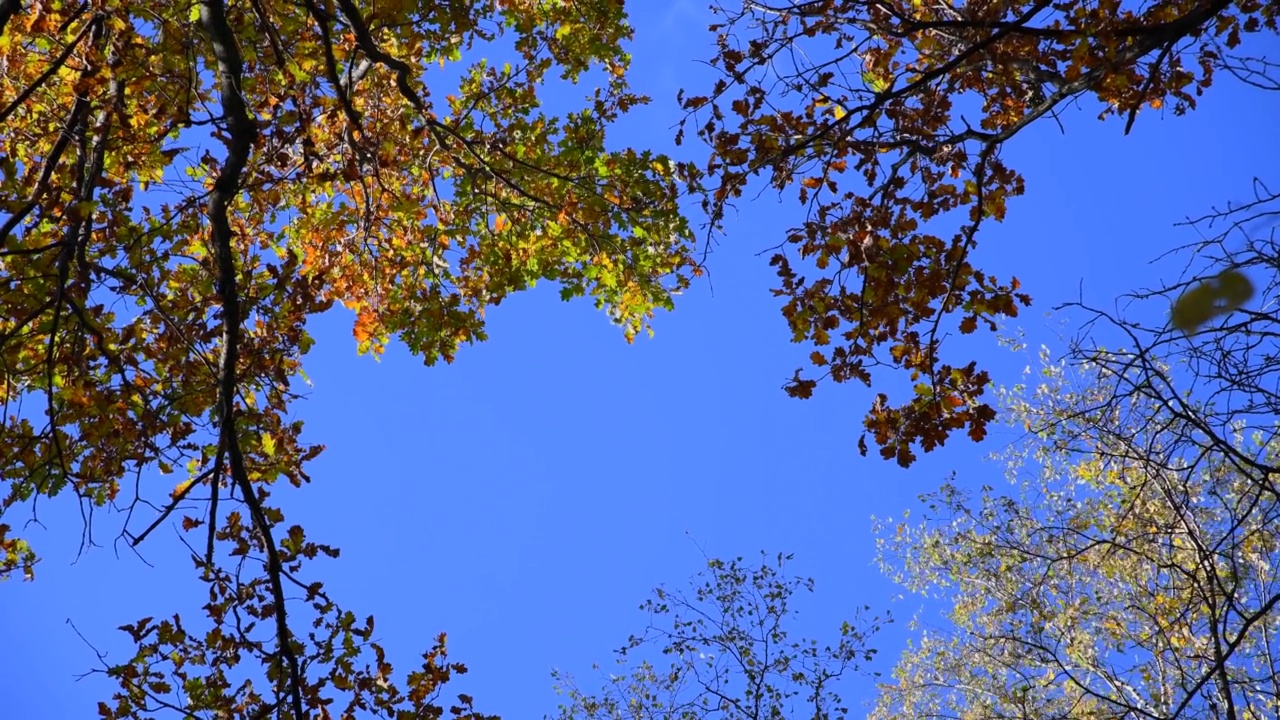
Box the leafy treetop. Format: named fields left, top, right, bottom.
left=0, top=0, right=695, bottom=717
left=679, top=0, right=1276, bottom=465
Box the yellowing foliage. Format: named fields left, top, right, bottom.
left=0, top=0, right=695, bottom=716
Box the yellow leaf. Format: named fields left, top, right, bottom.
left=171, top=480, right=193, bottom=500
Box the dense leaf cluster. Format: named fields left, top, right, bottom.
left=1, top=0, right=692, bottom=716
left=681, top=0, right=1275, bottom=464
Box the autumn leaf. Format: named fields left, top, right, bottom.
left=1170, top=268, right=1254, bottom=333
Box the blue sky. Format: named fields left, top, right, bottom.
left=3, top=4, right=1278, bottom=718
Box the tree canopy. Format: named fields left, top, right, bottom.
left=550, top=553, right=886, bottom=720
left=2, top=0, right=693, bottom=716
left=681, top=0, right=1276, bottom=465
left=875, top=286, right=1280, bottom=718
left=3, top=0, right=1279, bottom=717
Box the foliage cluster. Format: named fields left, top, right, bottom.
left=2, top=0, right=692, bottom=716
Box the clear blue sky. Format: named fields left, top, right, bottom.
left=2, top=5, right=1277, bottom=718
